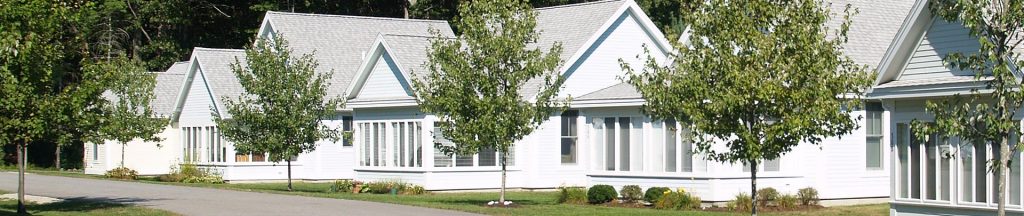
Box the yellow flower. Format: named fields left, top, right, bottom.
left=677, top=188, right=686, bottom=194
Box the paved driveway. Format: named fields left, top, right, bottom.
left=0, top=172, right=479, bottom=216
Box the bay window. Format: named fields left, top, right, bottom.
left=360, top=121, right=422, bottom=167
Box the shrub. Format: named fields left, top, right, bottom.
left=620, top=185, right=642, bottom=202
left=644, top=187, right=670, bottom=203
left=778, top=194, right=798, bottom=209
left=329, top=180, right=355, bottom=193
left=363, top=181, right=393, bottom=194
left=728, top=193, right=752, bottom=211
left=756, top=187, right=779, bottom=207
left=402, top=185, right=427, bottom=195
left=159, top=164, right=223, bottom=184
left=105, top=167, right=138, bottom=180
left=558, top=186, right=588, bottom=204
left=587, top=185, right=617, bottom=204
left=654, top=188, right=701, bottom=210
left=797, top=187, right=819, bottom=206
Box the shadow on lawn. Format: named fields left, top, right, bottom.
left=0, top=196, right=164, bottom=215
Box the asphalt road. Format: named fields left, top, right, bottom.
left=0, top=172, right=480, bottom=216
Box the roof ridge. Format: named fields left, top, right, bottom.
left=266, top=11, right=449, bottom=24
left=382, top=33, right=454, bottom=40
left=536, top=0, right=623, bottom=11
left=193, top=47, right=245, bottom=53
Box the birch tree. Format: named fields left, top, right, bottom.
left=623, top=1, right=873, bottom=215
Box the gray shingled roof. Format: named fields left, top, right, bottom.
left=151, top=61, right=188, bottom=116
left=522, top=0, right=627, bottom=99
left=831, top=0, right=916, bottom=67
left=263, top=12, right=455, bottom=99
left=380, top=34, right=439, bottom=80
left=575, top=82, right=641, bottom=100
left=190, top=48, right=247, bottom=112
left=533, top=0, right=625, bottom=64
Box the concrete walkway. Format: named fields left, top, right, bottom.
left=0, top=172, right=480, bottom=216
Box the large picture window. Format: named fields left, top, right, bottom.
left=360, top=121, right=422, bottom=167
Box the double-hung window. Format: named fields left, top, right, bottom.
left=342, top=116, right=354, bottom=146
left=866, top=102, right=884, bottom=170
left=561, top=110, right=579, bottom=164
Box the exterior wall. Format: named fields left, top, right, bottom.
left=559, top=11, right=668, bottom=98
left=578, top=107, right=888, bottom=202
left=356, top=52, right=411, bottom=99
left=896, top=19, right=980, bottom=81
left=83, top=125, right=181, bottom=175
left=83, top=142, right=108, bottom=175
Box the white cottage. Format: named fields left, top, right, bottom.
left=85, top=62, right=188, bottom=175
left=869, top=0, right=1024, bottom=215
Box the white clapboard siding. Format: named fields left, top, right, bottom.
left=560, top=11, right=668, bottom=98
left=179, top=68, right=218, bottom=126
left=897, top=19, right=981, bottom=81
left=356, top=53, right=412, bottom=99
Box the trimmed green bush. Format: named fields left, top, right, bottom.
left=558, top=186, right=588, bottom=204
left=105, top=167, right=138, bottom=180
left=729, top=193, right=752, bottom=211
left=798, top=187, right=820, bottom=206
left=587, top=185, right=617, bottom=204
left=620, top=185, right=642, bottom=201
left=756, top=187, right=779, bottom=207
left=644, top=187, right=670, bottom=203
left=360, top=180, right=424, bottom=195
left=778, top=194, right=798, bottom=209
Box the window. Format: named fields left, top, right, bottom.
left=431, top=121, right=510, bottom=168
left=358, top=121, right=423, bottom=167
left=662, top=119, right=694, bottom=172
left=595, top=117, right=643, bottom=172
left=342, top=116, right=354, bottom=146
left=665, top=119, right=677, bottom=172
left=561, top=110, right=579, bottom=164
left=604, top=117, right=616, bottom=171
left=183, top=127, right=204, bottom=163
left=866, top=102, right=883, bottom=169
left=894, top=122, right=962, bottom=202
left=742, top=159, right=780, bottom=172
left=92, top=143, right=98, bottom=161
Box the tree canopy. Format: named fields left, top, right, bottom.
left=912, top=0, right=1023, bottom=215
left=623, top=0, right=873, bottom=214
left=415, top=0, right=565, bottom=204
left=215, top=34, right=343, bottom=191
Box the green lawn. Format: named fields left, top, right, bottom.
left=0, top=199, right=177, bottom=216
left=166, top=182, right=887, bottom=216
left=7, top=169, right=887, bottom=216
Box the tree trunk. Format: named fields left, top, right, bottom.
left=751, top=159, right=758, bottom=216
left=499, top=151, right=507, bottom=205
left=287, top=160, right=293, bottom=191
left=17, top=143, right=27, bottom=215
left=121, top=142, right=127, bottom=168
left=55, top=144, right=61, bottom=171
left=998, top=138, right=1009, bottom=216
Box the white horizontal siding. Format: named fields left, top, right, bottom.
left=898, top=19, right=980, bottom=81
left=560, top=11, right=668, bottom=98
left=356, top=53, right=412, bottom=99
left=180, top=68, right=218, bottom=127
